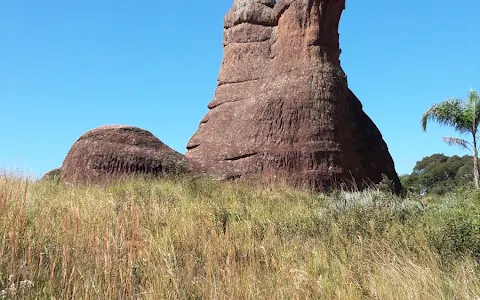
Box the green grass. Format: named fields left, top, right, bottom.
left=1, top=174, right=479, bottom=299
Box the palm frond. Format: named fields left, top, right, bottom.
left=467, top=88, right=480, bottom=130
left=442, top=136, right=473, bottom=152
left=421, top=98, right=473, bottom=134
left=468, top=88, right=480, bottom=106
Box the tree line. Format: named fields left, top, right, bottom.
left=400, top=153, right=474, bottom=195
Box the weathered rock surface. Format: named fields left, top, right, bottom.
left=41, top=167, right=61, bottom=181
left=186, top=0, right=402, bottom=193
left=61, top=125, right=187, bottom=184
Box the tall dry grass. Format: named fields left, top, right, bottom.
left=0, top=174, right=479, bottom=299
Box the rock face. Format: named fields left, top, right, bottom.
left=61, top=125, right=187, bottom=184
left=186, top=0, right=401, bottom=193
left=41, top=167, right=61, bottom=181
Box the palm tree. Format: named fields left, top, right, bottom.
left=421, top=89, right=480, bottom=189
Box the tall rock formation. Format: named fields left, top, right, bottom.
left=187, top=0, right=401, bottom=193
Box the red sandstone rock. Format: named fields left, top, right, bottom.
left=60, top=125, right=187, bottom=184
left=186, top=0, right=402, bottom=193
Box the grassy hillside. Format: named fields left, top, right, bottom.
left=1, top=174, right=480, bottom=299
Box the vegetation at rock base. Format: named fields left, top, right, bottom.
left=1, top=174, right=480, bottom=299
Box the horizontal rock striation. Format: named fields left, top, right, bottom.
left=186, top=0, right=401, bottom=193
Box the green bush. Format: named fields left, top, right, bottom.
left=426, top=189, right=480, bottom=262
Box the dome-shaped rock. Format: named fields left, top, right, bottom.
left=60, top=125, right=187, bottom=184
left=41, top=167, right=61, bottom=182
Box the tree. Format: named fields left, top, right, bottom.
left=421, top=89, right=480, bottom=189
left=401, top=154, right=473, bottom=196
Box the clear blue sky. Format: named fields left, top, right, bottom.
left=1, top=0, right=479, bottom=177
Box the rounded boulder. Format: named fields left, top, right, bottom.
left=60, top=125, right=187, bottom=184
